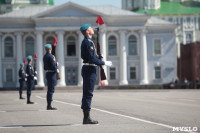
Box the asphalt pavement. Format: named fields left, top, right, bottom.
left=0, top=89, right=199, bottom=133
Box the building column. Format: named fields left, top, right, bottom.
left=119, top=30, right=128, bottom=85
left=35, top=31, right=45, bottom=87
left=100, top=28, right=108, bottom=85
left=56, top=31, right=66, bottom=87
left=139, top=29, right=149, bottom=84
left=0, top=33, right=2, bottom=88
left=77, top=31, right=84, bottom=86
left=15, top=32, right=23, bottom=87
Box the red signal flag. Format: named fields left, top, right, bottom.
left=96, top=15, right=104, bottom=25
left=53, top=37, right=58, bottom=47
left=34, top=53, right=38, bottom=59
left=23, top=60, right=26, bottom=64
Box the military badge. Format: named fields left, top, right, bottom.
left=90, top=46, right=94, bottom=50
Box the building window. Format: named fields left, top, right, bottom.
left=154, top=39, right=161, bottom=55
left=108, top=36, right=117, bottom=56
left=4, top=37, right=13, bottom=57
left=130, top=67, right=136, bottom=79
left=128, top=35, right=137, bottom=55
left=110, top=67, right=116, bottom=80
left=67, top=36, right=76, bottom=56
left=25, top=36, right=34, bottom=57
left=186, top=33, right=192, bottom=44
left=46, top=36, right=54, bottom=45
left=155, top=66, right=161, bottom=79
left=6, top=69, right=13, bottom=82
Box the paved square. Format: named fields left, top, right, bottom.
left=0, top=89, right=199, bottom=133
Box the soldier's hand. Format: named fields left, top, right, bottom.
left=34, top=71, right=37, bottom=74
left=105, top=61, right=112, bottom=67
left=34, top=76, right=37, bottom=80
left=56, top=62, right=59, bottom=66
left=57, top=69, right=59, bottom=73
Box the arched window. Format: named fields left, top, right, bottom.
left=25, top=36, right=34, bottom=57
left=46, top=36, right=54, bottom=45
left=4, top=37, right=13, bottom=57
left=128, top=35, right=137, bottom=55
left=108, top=36, right=117, bottom=56
left=67, top=36, right=76, bottom=56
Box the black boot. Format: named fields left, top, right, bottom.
left=19, top=94, right=25, bottom=99
left=27, top=96, right=34, bottom=104
left=47, top=101, right=57, bottom=110
left=83, top=111, right=98, bottom=124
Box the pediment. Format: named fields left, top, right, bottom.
left=33, top=2, right=103, bottom=18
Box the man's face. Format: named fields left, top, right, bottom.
left=86, top=26, right=94, bottom=35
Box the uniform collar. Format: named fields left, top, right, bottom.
left=85, top=36, right=92, bottom=40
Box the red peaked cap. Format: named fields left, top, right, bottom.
left=34, top=53, right=38, bottom=59
left=96, top=15, right=104, bottom=25
left=53, top=37, right=58, bottom=47
left=23, top=60, right=26, bottom=64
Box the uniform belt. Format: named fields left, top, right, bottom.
left=83, top=63, right=97, bottom=66
left=46, top=70, right=55, bottom=72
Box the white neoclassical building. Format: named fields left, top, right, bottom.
left=0, top=2, right=177, bottom=89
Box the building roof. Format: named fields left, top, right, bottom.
left=147, top=16, right=175, bottom=25
left=0, top=2, right=140, bottom=18
left=0, top=5, right=53, bottom=17
left=88, top=5, right=140, bottom=16
left=0, top=2, right=177, bottom=28
left=136, top=1, right=200, bottom=15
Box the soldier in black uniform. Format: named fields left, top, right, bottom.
left=43, top=44, right=58, bottom=110
left=80, top=24, right=112, bottom=124
left=18, top=62, right=25, bottom=99
left=26, top=56, right=34, bottom=104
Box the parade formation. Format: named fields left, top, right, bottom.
left=17, top=16, right=112, bottom=124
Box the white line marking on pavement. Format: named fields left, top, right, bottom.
left=179, top=99, right=196, bottom=102
left=36, top=95, right=196, bottom=133
left=0, top=111, right=6, bottom=113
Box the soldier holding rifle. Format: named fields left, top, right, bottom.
left=43, top=44, right=58, bottom=110
left=80, top=23, right=112, bottom=124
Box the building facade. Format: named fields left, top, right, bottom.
left=178, top=42, right=200, bottom=82
left=0, top=2, right=177, bottom=89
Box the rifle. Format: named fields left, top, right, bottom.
left=95, top=15, right=106, bottom=80
left=23, top=60, right=27, bottom=82
left=34, top=53, right=38, bottom=85
left=96, top=27, right=106, bottom=80
left=52, top=37, right=60, bottom=80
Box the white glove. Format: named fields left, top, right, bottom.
left=56, top=62, right=59, bottom=66
left=57, top=69, right=59, bottom=73
left=105, top=61, right=112, bottom=67
left=25, top=78, right=27, bottom=81
left=34, top=76, right=37, bottom=80
left=34, top=71, right=37, bottom=74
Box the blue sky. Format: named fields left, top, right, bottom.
left=54, top=0, right=121, bottom=8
